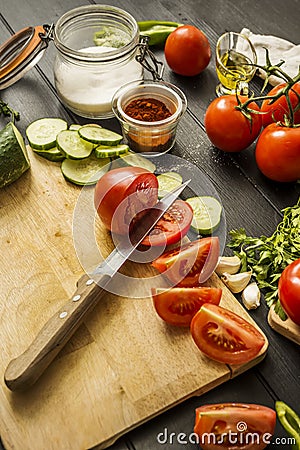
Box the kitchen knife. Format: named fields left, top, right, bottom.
left=4, top=179, right=190, bottom=391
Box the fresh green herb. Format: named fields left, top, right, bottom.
left=275, top=401, right=300, bottom=450
left=228, top=197, right=300, bottom=320
left=0, top=99, right=20, bottom=123
left=93, top=26, right=130, bottom=48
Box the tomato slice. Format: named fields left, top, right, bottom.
left=151, top=237, right=220, bottom=286
left=141, top=200, right=193, bottom=247
left=151, top=286, right=222, bottom=326
left=190, top=304, right=265, bottom=365
left=194, top=403, right=276, bottom=450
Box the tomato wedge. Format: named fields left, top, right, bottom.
left=151, top=287, right=222, bottom=326
left=190, top=304, right=265, bottom=364
left=141, top=200, right=193, bottom=247
left=151, top=237, right=220, bottom=286
left=194, top=403, right=276, bottom=450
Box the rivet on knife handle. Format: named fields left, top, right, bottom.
left=4, top=273, right=111, bottom=391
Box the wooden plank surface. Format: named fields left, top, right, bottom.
left=1, top=149, right=267, bottom=450
left=268, top=306, right=300, bottom=346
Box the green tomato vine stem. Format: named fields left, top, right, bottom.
left=234, top=48, right=300, bottom=127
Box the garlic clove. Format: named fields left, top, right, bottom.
left=242, top=282, right=261, bottom=310
left=215, top=255, right=241, bottom=276
left=221, top=271, right=252, bottom=294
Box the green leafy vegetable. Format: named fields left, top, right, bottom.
left=228, top=197, right=300, bottom=320
left=0, top=99, right=20, bottom=123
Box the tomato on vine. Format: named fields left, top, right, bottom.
left=261, top=81, right=300, bottom=127
left=204, top=95, right=262, bottom=152
left=255, top=123, right=300, bottom=183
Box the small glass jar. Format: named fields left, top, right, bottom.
left=53, top=5, right=143, bottom=119
left=112, top=80, right=187, bottom=156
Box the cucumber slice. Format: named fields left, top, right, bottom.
left=56, top=130, right=94, bottom=159
left=70, top=123, right=102, bottom=131
left=69, top=124, right=81, bottom=131
left=157, top=171, right=183, bottom=198
left=186, top=196, right=222, bottom=235
left=82, top=123, right=102, bottom=128
left=32, top=146, right=65, bottom=162
left=79, top=126, right=122, bottom=145
left=116, top=152, right=156, bottom=172
left=95, top=144, right=129, bottom=158
left=26, top=118, right=68, bottom=150
left=61, top=154, right=111, bottom=185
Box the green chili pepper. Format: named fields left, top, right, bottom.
left=275, top=401, right=300, bottom=450
left=137, top=21, right=182, bottom=46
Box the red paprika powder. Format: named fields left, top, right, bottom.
left=124, top=98, right=172, bottom=122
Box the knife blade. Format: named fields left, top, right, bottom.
left=4, top=179, right=190, bottom=391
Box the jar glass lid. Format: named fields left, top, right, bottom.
left=0, top=24, right=53, bottom=90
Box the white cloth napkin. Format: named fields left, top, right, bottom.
left=240, top=28, right=300, bottom=86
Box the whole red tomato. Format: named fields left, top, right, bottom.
left=164, top=25, right=211, bottom=76
left=94, top=166, right=158, bottom=235
left=204, top=95, right=262, bottom=152
left=278, top=259, right=300, bottom=325
left=261, top=82, right=300, bottom=127
left=255, top=123, right=300, bottom=182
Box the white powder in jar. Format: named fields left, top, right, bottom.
left=54, top=46, right=143, bottom=117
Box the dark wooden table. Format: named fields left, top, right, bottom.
left=1, top=1, right=299, bottom=449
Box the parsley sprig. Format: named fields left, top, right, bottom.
left=0, top=99, right=20, bottom=123
left=228, top=197, right=300, bottom=320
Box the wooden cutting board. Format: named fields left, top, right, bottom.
left=268, top=305, right=300, bottom=345
left=0, top=149, right=268, bottom=450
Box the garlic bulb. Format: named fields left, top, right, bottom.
left=221, top=271, right=252, bottom=293
left=242, top=282, right=261, bottom=310
left=215, top=255, right=241, bottom=276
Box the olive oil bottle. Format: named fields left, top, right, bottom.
left=216, top=50, right=255, bottom=92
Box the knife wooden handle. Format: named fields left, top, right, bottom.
left=4, top=273, right=111, bottom=391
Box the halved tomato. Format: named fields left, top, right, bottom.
left=94, top=166, right=158, bottom=235
left=194, top=403, right=276, bottom=450
left=141, top=200, right=193, bottom=247
left=151, top=287, right=222, bottom=326
left=190, top=304, right=265, bottom=364
left=151, top=237, right=220, bottom=286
